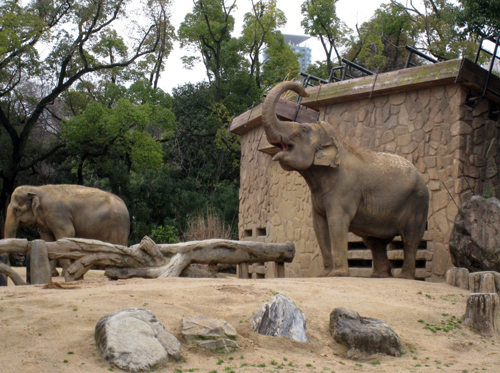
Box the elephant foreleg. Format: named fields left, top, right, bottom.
left=363, top=237, right=393, bottom=278
left=325, top=213, right=350, bottom=277
left=312, top=209, right=333, bottom=276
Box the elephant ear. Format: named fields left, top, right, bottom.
left=28, top=192, right=40, bottom=218
left=313, top=122, right=342, bottom=168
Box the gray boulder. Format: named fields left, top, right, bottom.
left=450, top=196, right=500, bottom=272
left=251, top=293, right=308, bottom=342
left=182, top=315, right=239, bottom=352
left=95, top=308, right=182, bottom=372
left=330, top=307, right=402, bottom=359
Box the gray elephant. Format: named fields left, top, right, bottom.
left=4, top=184, right=130, bottom=280
left=262, top=81, right=429, bottom=278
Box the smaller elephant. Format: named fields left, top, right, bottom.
left=261, top=81, right=429, bottom=279
left=4, top=184, right=130, bottom=280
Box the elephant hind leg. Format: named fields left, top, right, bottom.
left=399, top=236, right=419, bottom=279
left=363, top=237, right=393, bottom=278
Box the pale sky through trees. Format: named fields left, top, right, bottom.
left=160, top=0, right=387, bottom=93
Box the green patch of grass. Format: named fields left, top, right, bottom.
left=216, top=359, right=224, bottom=365
left=370, top=360, right=381, bottom=366
left=63, top=360, right=69, bottom=363
left=271, top=360, right=278, bottom=366
left=67, top=351, right=74, bottom=355
left=73, top=308, right=78, bottom=311
left=257, top=363, right=266, bottom=368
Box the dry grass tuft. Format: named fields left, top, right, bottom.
left=182, top=206, right=233, bottom=241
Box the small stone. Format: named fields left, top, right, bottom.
left=182, top=315, right=239, bottom=352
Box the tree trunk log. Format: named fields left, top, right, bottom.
left=0, top=262, right=26, bottom=286
left=105, top=239, right=295, bottom=280
left=0, top=237, right=295, bottom=283
left=464, top=293, right=500, bottom=338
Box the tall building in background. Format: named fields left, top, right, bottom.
left=283, top=34, right=312, bottom=72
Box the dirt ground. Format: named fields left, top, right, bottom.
left=0, top=268, right=498, bottom=373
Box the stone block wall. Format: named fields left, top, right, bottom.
left=238, top=82, right=500, bottom=281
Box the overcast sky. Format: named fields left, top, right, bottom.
left=160, top=0, right=388, bottom=93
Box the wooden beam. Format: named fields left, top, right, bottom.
left=301, top=58, right=500, bottom=109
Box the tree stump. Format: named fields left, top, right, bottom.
left=469, top=271, right=500, bottom=294
left=464, top=293, right=500, bottom=338
left=30, top=240, right=52, bottom=285
left=446, top=267, right=470, bottom=290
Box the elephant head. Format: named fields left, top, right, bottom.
left=4, top=187, right=40, bottom=238
left=262, top=81, right=342, bottom=171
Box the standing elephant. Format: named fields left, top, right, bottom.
left=262, top=81, right=429, bottom=279
left=4, top=184, right=130, bottom=279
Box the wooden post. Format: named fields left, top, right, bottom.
left=277, top=262, right=285, bottom=278
left=469, top=271, right=500, bottom=294
left=464, top=293, right=500, bottom=338
left=238, top=263, right=249, bottom=279
left=30, top=240, right=51, bottom=285
left=252, top=262, right=266, bottom=279
left=445, top=268, right=470, bottom=290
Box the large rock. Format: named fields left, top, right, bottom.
left=251, top=293, right=308, bottom=342
left=330, top=307, right=402, bottom=359
left=95, top=308, right=182, bottom=372
left=182, top=315, right=239, bottom=352
left=450, top=196, right=500, bottom=272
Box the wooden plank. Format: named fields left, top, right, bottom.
left=301, top=59, right=465, bottom=109
left=229, top=98, right=318, bottom=135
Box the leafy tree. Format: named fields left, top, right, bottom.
left=345, top=3, right=419, bottom=72
left=239, top=0, right=287, bottom=88
left=301, top=0, right=352, bottom=73
left=178, top=0, right=239, bottom=101
left=261, top=31, right=301, bottom=89
left=457, top=0, right=500, bottom=39
left=0, top=0, right=173, bottom=228
left=389, top=0, right=477, bottom=61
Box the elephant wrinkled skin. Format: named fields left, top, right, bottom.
left=4, top=184, right=130, bottom=278
left=262, top=82, right=429, bottom=279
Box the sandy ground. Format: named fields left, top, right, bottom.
left=0, top=268, right=499, bottom=373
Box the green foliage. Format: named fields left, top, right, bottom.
left=261, top=32, right=300, bottom=89
left=458, top=0, right=500, bottom=38
left=345, top=3, right=416, bottom=72
left=150, top=225, right=179, bottom=244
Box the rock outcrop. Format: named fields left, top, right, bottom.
left=450, top=196, right=500, bottom=272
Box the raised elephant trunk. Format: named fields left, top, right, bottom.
left=262, top=81, right=310, bottom=145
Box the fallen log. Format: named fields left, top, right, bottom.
left=105, top=239, right=295, bottom=280
left=0, top=236, right=295, bottom=283
left=0, top=262, right=26, bottom=286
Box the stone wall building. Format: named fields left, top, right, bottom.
left=229, top=59, right=500, bottom=282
